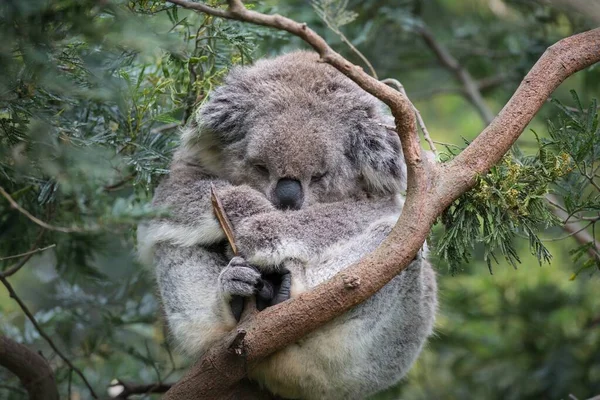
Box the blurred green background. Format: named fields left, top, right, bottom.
left=1, top=1, right=599, bottom=399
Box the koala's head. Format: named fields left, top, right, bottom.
left=182, top=51, right=406, bottom=210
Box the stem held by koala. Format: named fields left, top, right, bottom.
left=210, top=183, right=239, bottom=255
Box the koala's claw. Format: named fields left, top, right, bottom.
left=219, top=257, right=262, bottom=298
left=272, top=268, right=292, bottom=305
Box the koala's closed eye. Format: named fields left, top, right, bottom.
left=311, top=172, right=328, bottom=183
left=252, top=163, right=269, bottom=176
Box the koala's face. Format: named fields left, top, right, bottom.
left=186, top=51, right=406, bottom=210
left=223, top=105, right=361, bottom=209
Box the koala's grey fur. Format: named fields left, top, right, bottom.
left=138, top=51, right=437, bottom=400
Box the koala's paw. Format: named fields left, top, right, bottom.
left=219, top=185, right=274, bottom=224
left=218, top=257, right=263, bottom=298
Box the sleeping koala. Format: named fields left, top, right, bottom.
left=138, top=51, right=437, bottom=400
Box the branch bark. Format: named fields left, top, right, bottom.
left=0, top=336, right=59, bottom=400
left=161, top=1, right=600, bottom=397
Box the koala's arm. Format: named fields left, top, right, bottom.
left=139, top=153, right=276, bottom=355
left=234, top=195, right=403, bottom=268
left=249, top=220, right=438, bottom=400
left=137, top=150, right=275, bottom=264
left=154, top=242, right=236, bottom=355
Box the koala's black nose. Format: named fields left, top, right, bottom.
left=274, top=178, right=303, bottom=210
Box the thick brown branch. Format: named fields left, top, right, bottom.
left=444, top=28, right=600, bottom=200
left=0, top=336, right=59, bottom=400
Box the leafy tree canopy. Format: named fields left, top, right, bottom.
left=0, top=1, right=598, bottom=399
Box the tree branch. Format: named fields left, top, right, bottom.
left=0, top=335, right=59, bottom=400
left=547, top=194, right=600, bottom=260
left=411, top=74, right=511, bottom=101
left=445, top=28, right=600, bottom=196
left=0, top=229, right=48, bottom=278
left=418, top=23, right=600, bottom=264
left=161, top=2, right=600, bottom=398
left=417, top=25, right=495, bottom=125
left=0, top=244, right=56, bottom=262
left=0, top=275, right=98, bottom=398
left=315, top=8, right=378, bottom=79
left=381, top=78, right=437, bottom=154
left=0, top=187, right=86, bottom=233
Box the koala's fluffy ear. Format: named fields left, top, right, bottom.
left=347, top=116, right=407, bottom=194
left=178, top=67, right=256, bottom=172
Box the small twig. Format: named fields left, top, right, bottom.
left=572, top=215, right=600, bottom=222
left=412, top=74, right=511, bottom=101
left=104, top=174, right=135, bottom=192
left=1, top=230, right=47, bottom=278
left=382, top=78, right=437, bottom=154
left=0, top=187, right=85, bottom=233
left=0, top=276, right=98, bottom=398
left=210, top=184, right=239, bottom=255
left=541, top=221, right=594, bottom=242
left=547, top=194, right=600, bottom=259
left=0, top=244, right=56, bottom=262
left=316, top=12, right=378, bottom=78
left=432, top=140, right=464, bottom=150
left=417, top=25, right=495, bottom=125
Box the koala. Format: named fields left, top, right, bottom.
left=138, top=51, right=437, bottom=400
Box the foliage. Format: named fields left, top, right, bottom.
left=312, top=0, right=358, bottom=30
left=0, top=0, right=599, bottom=399
left=377, top=257, right=600, bottom=400
left=438, top=92, right=599, bottom=275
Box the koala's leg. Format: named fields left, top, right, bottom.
left=248, top=218, right=437, bottom=400
left=155, top=244, right=267, bottom=356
